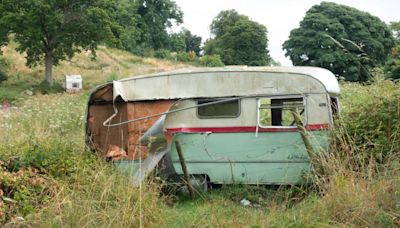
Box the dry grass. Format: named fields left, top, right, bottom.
left=1, top=42, right=400, bottom=226
left=1, top=42, right=188, bottom=91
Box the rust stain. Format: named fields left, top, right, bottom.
left=127, top=100, right=176, bottom=160
left=88, top=103, right=128, bottom=157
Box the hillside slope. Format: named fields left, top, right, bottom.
left=0, top=42, right=187, bottom=103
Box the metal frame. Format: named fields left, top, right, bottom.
left=196, top=98, right=241, bottom=119
left=257, top=94, right=308, bottom=129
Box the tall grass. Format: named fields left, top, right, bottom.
left=0, top=93, right=164, bottom=226
left=312, top=79, right=400, bottom=226
left=1, top=59, right=400, bottom=226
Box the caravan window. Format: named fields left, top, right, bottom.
left=258, top=97, right=305, bottom=127
left=197, top=99, right=240, bottom=118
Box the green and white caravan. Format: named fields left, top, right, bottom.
left=85, top=66, right=340, bottom=187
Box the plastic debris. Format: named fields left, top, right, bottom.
left=240, top=198, right=251, bottom=207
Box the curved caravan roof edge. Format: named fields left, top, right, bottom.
left=113, top=66, right=340, bottom=101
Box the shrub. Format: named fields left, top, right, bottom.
left=0, top=57, right=10, bottom=83
left=34, top=81, right=64, bottom=94
left=176, top=51, right=190, bottom=62
left=197, top=55, right=224, bottom=67
left=154, top=49, right=173, bottom=60
left=0, top=69, right=7, bottom=83
left=338, top=81, right=400, bottom=165
left=384, top=58, right=400, bottom=80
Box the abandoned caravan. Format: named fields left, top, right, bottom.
left=85, top=66, right=340, bottom=187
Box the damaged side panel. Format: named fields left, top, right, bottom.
left=86, top=83, right=175, bottom=161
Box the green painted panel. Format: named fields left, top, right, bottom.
left=170, top=131, right=329, bottom=184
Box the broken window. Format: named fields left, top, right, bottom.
left=258, top=97, right=305, bottom=127
left=197, top=99, right=240, bottom=118
left=330, top=97, right=339, bottom=121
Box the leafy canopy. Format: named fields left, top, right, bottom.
left=168, top=28, right=202, bottom=56
left=0, top=0, right=117, bottom=84
left=384, top=21, right=400, bottom=79
left=283, top=2, right=394, bottom=82
left=135, top=0, right=183, bottom=52
left=204, top=10, right=271, bottom=66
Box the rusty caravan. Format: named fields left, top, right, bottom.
left=85, top=66, right=340, bottom=188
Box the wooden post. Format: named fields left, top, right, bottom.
left=291, top=109, right=321, bottom=174
left=175, top=140, right=195, bottom=198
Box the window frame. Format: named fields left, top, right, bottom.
left=257, top=95, right=307, bottom=128
left=196, top=98, right=241, bottom=119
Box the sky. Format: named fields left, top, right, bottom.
left=172, top=0, right=400, bottom=66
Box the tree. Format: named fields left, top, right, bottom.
left=168, top=28, right=202, bottom=56
left=168, top=32, right=186, bottom=53
left=135, top=0, right=183, bottom=53
left=384, top=21, right=400, bottom=79
left=204, top=10, right=271, bottom=66
left=0, top=0, right=116, bottom=85
left=283, top=2, right=395, bottom=82
left=183, top=29, right=202, bottom=56
left=108, top=0, right=139, bottom=52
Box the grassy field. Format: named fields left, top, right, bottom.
left=1, top=45, right=400, bottom=227
left=0, top=41, right=187, bottom=104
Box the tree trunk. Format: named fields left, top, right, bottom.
left=45, top=51, right=53, bottom=85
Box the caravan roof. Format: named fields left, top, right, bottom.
left=113, top=66, right=340, bottom=101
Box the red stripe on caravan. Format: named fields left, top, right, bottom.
left=166, top=124, right=330, bottom=134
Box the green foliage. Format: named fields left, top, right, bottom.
left=168, top=32, right=186, bottom=53
left=390, top=21, right=400, bottom=40
left=283, top=2, right=395, bottom=82
left=0, top=94, right=89, bottom=223
left=0, top=93, right=163, bottom=226
left=204, top=10, right=271, bottom=66
left=337, top=80, right=400, bottom=165
left=197, top=55, right=224, bottom=67
left=176, top=51, right=197, bottom=62
left=108, top=0, right=140, bottom=52
left=384, top=58, right=400, bottom=79
left=176, top=51, right=191, bottom=62
left=135, top=0, right=183, bottom=53
left=34, top=81, right=64, bottom=95
left=0, top=163, right=58, bottom=223
left=384, top=21, right=400, bottom=79
left=182, top=29, right=202, bottom=56
left=0, top=87, right=20, bottom=103
left=0, top=0, right=118, bottom=84
left=154, top=49, right=174, bottom=60
left=168, top=28, right=202, bottom=56
left=0, top=57, right=9, bottom=83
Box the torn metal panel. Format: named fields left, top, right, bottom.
left=127, top=100, right=176, bottom=159
left=130, top=149, right=169, bottom=187
left=87, top=103, right=128, bottom=157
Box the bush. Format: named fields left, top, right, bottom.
left=0, top=57, right=10, bottom=83
left=34, top=81, right=64, bottom=94
left=0, top=69, right=7, bottom=83
left=338, top=81, right=400, bottom=164
left=154, top=49, right=173, bottom=60
left=197, top=55, right=224, bottom=67
left=176, top=52, right=190, bottom=62
left=384, top=58, right=400, bottom=80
